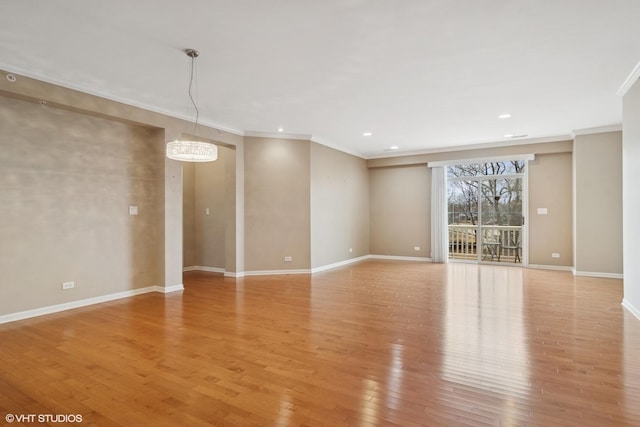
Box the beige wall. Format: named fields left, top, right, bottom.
left=369, top=165, right=431, bottom=257
left=310, top=143, right=370, bottom=268
left=528, top=152, right=573, bottom=267
left=0, top=96, right=164, bottom=314
left=623, top=80, right=640, bottom=312
left=1, top=67, right=630, bottom=322
left=224, top=144, right=238, bottom=273
left=183, top=162, right=196, bottom=267
left=183, top=147, right=236, bottom=272
left=194, top=147, right=231, bottom=269
left=0, top=69, right=244, bottom=293
left=368, top=142, right=575, bottom=266
left=244, top=137, right=311, bottom=271
left=573, top=132, right=623, bottom=275
left=368, top=140, right=573, bottom=168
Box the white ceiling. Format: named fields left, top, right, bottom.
left=1, top=1, right=639, bottom=158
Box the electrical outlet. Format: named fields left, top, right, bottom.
left=349, top=248, right=353, bottom=253
left=284, top=256, right=292, bottom=262
left=552, top=253, right=560, bottom=258
left=414, top=246, right=421, bottom=251
left=62, top=281, right=75, bottom=290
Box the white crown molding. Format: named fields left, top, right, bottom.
left=428, top=153, right=535, bottom=168
left=309, top=136, right=366, bottom=159
left=617, top=61, right=640, bottom=97
left=572, top=124, right=622, bottom=136
left=243, top=132, right=367, bottom=159
left=622, top=299, right=640, bottom=321
left=244, top=131, right=312, bottom=140
left=366, top=134, right=573, bottom=160
left=0, top=63, right=244, bottom=136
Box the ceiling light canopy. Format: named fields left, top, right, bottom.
left=166, top=49, right=218, bottom=162
left=498, top=113, right=512, bottom=119
left=362, top=132, right=372, bottom=137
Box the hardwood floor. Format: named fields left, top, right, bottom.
left=1, top=260, right=639, bottom=426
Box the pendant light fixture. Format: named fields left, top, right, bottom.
left=166, top=49, right=218, bottom=162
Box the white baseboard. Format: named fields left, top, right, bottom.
left=528, top=264, right=574, bottom=272
left=155, top=284, right=185, bottom=293
left=183, top=266, right=225, bottom=273
left=240, top=255, right=430, bottom=276
left=311, top=255, right=370, bottom=273
left=0, top=286, right=161, bottom=325
left=224, top=271, right=244, bottom=278
left=622, top=299, right=640, bottom=320
left=574, top=271, right=624, bottom=279
left=242, top=269, right=312, bottom=276
left=369, top=255, right=431, bottom=262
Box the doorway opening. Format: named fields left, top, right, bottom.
left=447, top=161, right=526, bottom=264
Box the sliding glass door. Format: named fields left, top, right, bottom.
left=447, top=161, right=525, bottom=264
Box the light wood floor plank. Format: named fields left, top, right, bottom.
left=1, top=260, right=639, bottom=426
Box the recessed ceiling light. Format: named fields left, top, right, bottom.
left=504, top=134, right=514, bottom=138
left=498, top=113, right=512, bottom=119
left=389, top=145, right=399, bottom=150
left=277, top=127, right=284, bottom=132
left=362, top=132, right=372, bottom=137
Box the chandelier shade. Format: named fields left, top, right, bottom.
left=166, top=139, right=218, bottom=162
left=166, top=48, right=218, bottom=162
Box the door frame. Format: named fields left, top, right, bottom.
left=446, top=168, right=529, bottom=266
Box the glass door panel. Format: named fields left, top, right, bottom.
left=448, top=180, right=478, bottom=261
left=479, top=178, right=523, bottom=263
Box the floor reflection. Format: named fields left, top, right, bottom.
left=443, top=264, right=530, bottom=396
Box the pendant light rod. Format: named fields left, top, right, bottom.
left=166, top=48, right=218, bottom=162
left=185, top=49, right=199, bottom=137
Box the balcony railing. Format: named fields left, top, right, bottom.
left=448, top=225, right=522, bottom=263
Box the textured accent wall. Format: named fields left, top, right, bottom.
left=0, top=96, right=164, bottom=315
left=310, top=143, right=369, bottom=268
left=183, top=162, right=196, bottom=267
left=194, top=147, right=231, bottom=269
left=182, top=146, right=236, bottom=272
